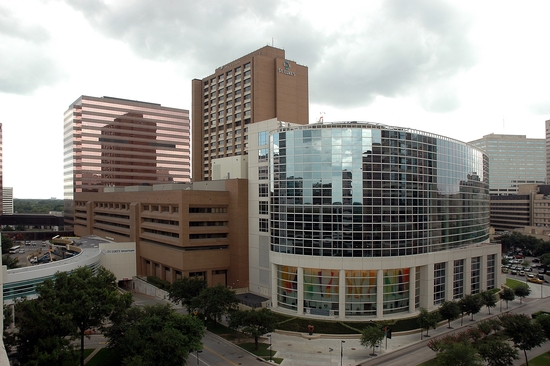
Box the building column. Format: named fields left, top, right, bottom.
left=446, top=260, right=454, bottom=301
left=464, top=257, right=472, bottom=295
left=271, top=262, right=278, bottom=308
left=297, top=266, right=304, bottom=316
left=339, top=269, right=346, bottom=319
left=376, top=269, right=384, bottom=319
left=408, top=266, right=416, bottom=313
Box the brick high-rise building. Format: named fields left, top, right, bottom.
left=64, top=96, right=190, bottom=229
left=191, top=45, right=308, bottom=181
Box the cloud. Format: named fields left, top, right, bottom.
left=311, top=0, right=476, bottom=110
left=62, top=0, right=477, bottom=112
left=0, top=4, right=64, bottom=94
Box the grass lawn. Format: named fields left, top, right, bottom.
left=506, top=278, right=524, bottom=288
left=62, top=349, right=94, bottom=366
left=525, top=350, right=550, bottom=366
left=84, top=348, right=119, bottom=366
left=239, top=342, right=283, bottom=364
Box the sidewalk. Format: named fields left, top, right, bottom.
left=269, top=284, right=550, bottom=366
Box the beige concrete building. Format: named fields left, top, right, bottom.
left=73, top=180, right=249, bottom=288
left=490, top=184, right=550, bottom=232
left=191, top=45, right=308, bottom=181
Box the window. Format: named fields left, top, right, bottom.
left=259, top=166, right=268, bottom=180
left=244, top=70, right=251, bottom=76
left=258, top=131, right=268, bottom=146
left=434, top=262, right=446, bottom=305
left=259, top=218, right=269, bottom=232
left=259, top=183, right=269, bottom=197
left=258, top=148, right=268, bottom=162
left=453, top=259, right=464, bottom=299
left=259, top=201, right=268, bottom=215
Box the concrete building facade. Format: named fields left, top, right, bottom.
left=2, top=188, right=12, bottom=215
left=64, top=96, right=191, bottom=229
left=73, top=180, right=248, bottom=288
left=469, top=133, right=545, bottom=195
left=191, top=45, right=308, bottom=181
left=490, top=184, right=550, bottom=232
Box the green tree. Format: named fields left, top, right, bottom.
left=15, top=295, right=77, bottom=366
left=229, top=308, right=276, bottom=350
left=438, top=301, right=461, bottom=328
left=513, top=282, right=531, bottom=303
left=105, top=304, right=204, bottom=366
left=16, top=266, right=132, bottom=366
left=434, top=340, right=482, bottom=366
left=462, top=294, right=482, bottom=321
left=477, top=338, right=519, bottom=366
left=360, top=325, right=385, bottom=356
left=499, top=313, right=547, bottom=366
left=2, top=255, right=20, bottom=269
left=540, top=253, right=550, bottom=267
left=1, top=234, right=14, bottom=254
left=168, top=276, right=207, bottom=313
left=534, top=313, right=550, bottom=340
left=192, top=284, right=239, bottom=325
left=480, top=291, right=497, bottom=314
left=499, top=287, right=515, bottom=309
left=417, top=308, right=440, bottom=336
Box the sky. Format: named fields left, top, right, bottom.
left=1, top=0, right=550, bottom=199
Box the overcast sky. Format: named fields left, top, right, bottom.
left=1, top=0, right=549, bottom=199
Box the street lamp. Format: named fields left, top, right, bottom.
left=267, top=334, right=272, bottom=362
left=196, top=350, right=203, bottom=366
left=340, top=340, right=345, bottom=366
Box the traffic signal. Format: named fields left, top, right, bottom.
left=387, top=328, right=392, bottom=339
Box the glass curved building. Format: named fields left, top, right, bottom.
left=267, top=122, right=500, bottom=319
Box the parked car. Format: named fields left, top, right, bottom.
left=519, top=270, right=526, bottom=276
left=511, top=270, right=518, bottom=275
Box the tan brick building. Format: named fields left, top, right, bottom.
left=192, top=45, right=308, bottom=181
left=73, top=179, right=248, bottom=288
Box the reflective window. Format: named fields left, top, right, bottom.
left=345, top=270, right=377, bottom=316
left=434, top=262, right=446, bottom=305
left=277, top=265, right=298, bottom=311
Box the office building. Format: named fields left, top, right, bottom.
left=546, top=120, right=550, bottom=183
left=490, top=184, right=550, bottom=232
left=63, top=96, right=190, bottom=229
left=191, top=45, right=308, bottom=181
left=0, top=123, right=3, bottom=215
left=2, top=187, right=13, bottom=215
left=469, top=133, right=545, bottom=195
left=73, top=180, right=249, bottom=288
left=263, top=122, right=499, bottom=319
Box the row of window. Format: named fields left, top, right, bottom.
left=438, top=255, right=495, bottom=304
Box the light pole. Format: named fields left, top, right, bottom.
left=267, top=334, right=272, bottom=362
left=329, top=347, right=333, bottom=366
left=196, top=350, right=203, bottom=365
left=340, top=340, right=345, bottom=366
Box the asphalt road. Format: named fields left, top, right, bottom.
left=357, top=296, right=550, bottom=366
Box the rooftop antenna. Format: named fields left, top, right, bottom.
left=318, top=112, right=326, bottom=123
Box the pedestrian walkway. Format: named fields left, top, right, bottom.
left=269, top=284, right=550, bottom=366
